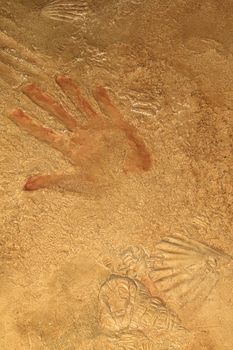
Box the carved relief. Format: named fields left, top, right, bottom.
left=148, top=235, right=231, bottom=307
left=41, top=0, right=89, bottom=23
left=99, top=274, right=185, bottom=335
left=118, top=235, right=232, bottom=309
left=99, top=275, right=137, bottom=334
left=0, top=31, right=54, bottom=87
left=97, top=235, right=233, bottom=349
left=98, top=274, right=190, bottom=349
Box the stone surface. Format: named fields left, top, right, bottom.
left=0, top=0, right=233, bottom=349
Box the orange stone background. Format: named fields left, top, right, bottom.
left=0, top=1, right=232, bottom=349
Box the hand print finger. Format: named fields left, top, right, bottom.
left=94, top=86, right=152, bottom=171
left=0, top=31, right=56, bottom=87
left=0, top=60, right=21, bottom=87
left=9, top=108, right=72, bottom=156
left=9, top=108, right=87, bottom=168
left=24, top=166, right=92, bottom=191
left=56, top=75, right=104, bottom=125
left=24, top=171, right=71, bottom=191
left=94, top=86, right=126, bottom=127
left=0, top=31, right=44, bottom=67
left=0, top=49, right=48, bottom=82
left=22, top=83, right=79, bottom=131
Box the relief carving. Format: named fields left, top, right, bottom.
left=0, top=31, right=55, bottom=87
left=98, top=274, right=185, bottom=336
left=96, top=235, right=233, bottom=349
left=41, top=0, right=89, bottom=23
left=117, top=235, right=233, bottom=309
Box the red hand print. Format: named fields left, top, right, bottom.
left=9, top=76, right=151, bottom=191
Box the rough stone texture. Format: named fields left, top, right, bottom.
left=0, top=0, right=232, bottom=349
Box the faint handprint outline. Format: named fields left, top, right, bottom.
left=9, top=75, right=152, bottom=191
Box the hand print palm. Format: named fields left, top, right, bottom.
left=10, top=76, right=151, bottom=191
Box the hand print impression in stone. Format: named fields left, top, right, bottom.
left=9, top=75, right=151, bottom=191
left=120, top=235, right=233, bottom=309
left=41, top=0, right=89, bottom=23
left=98, top=274, right=186, bottom=340
left=0, top=31, right=54, bottom=87
left=150, top=235, right=233, bottom=308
